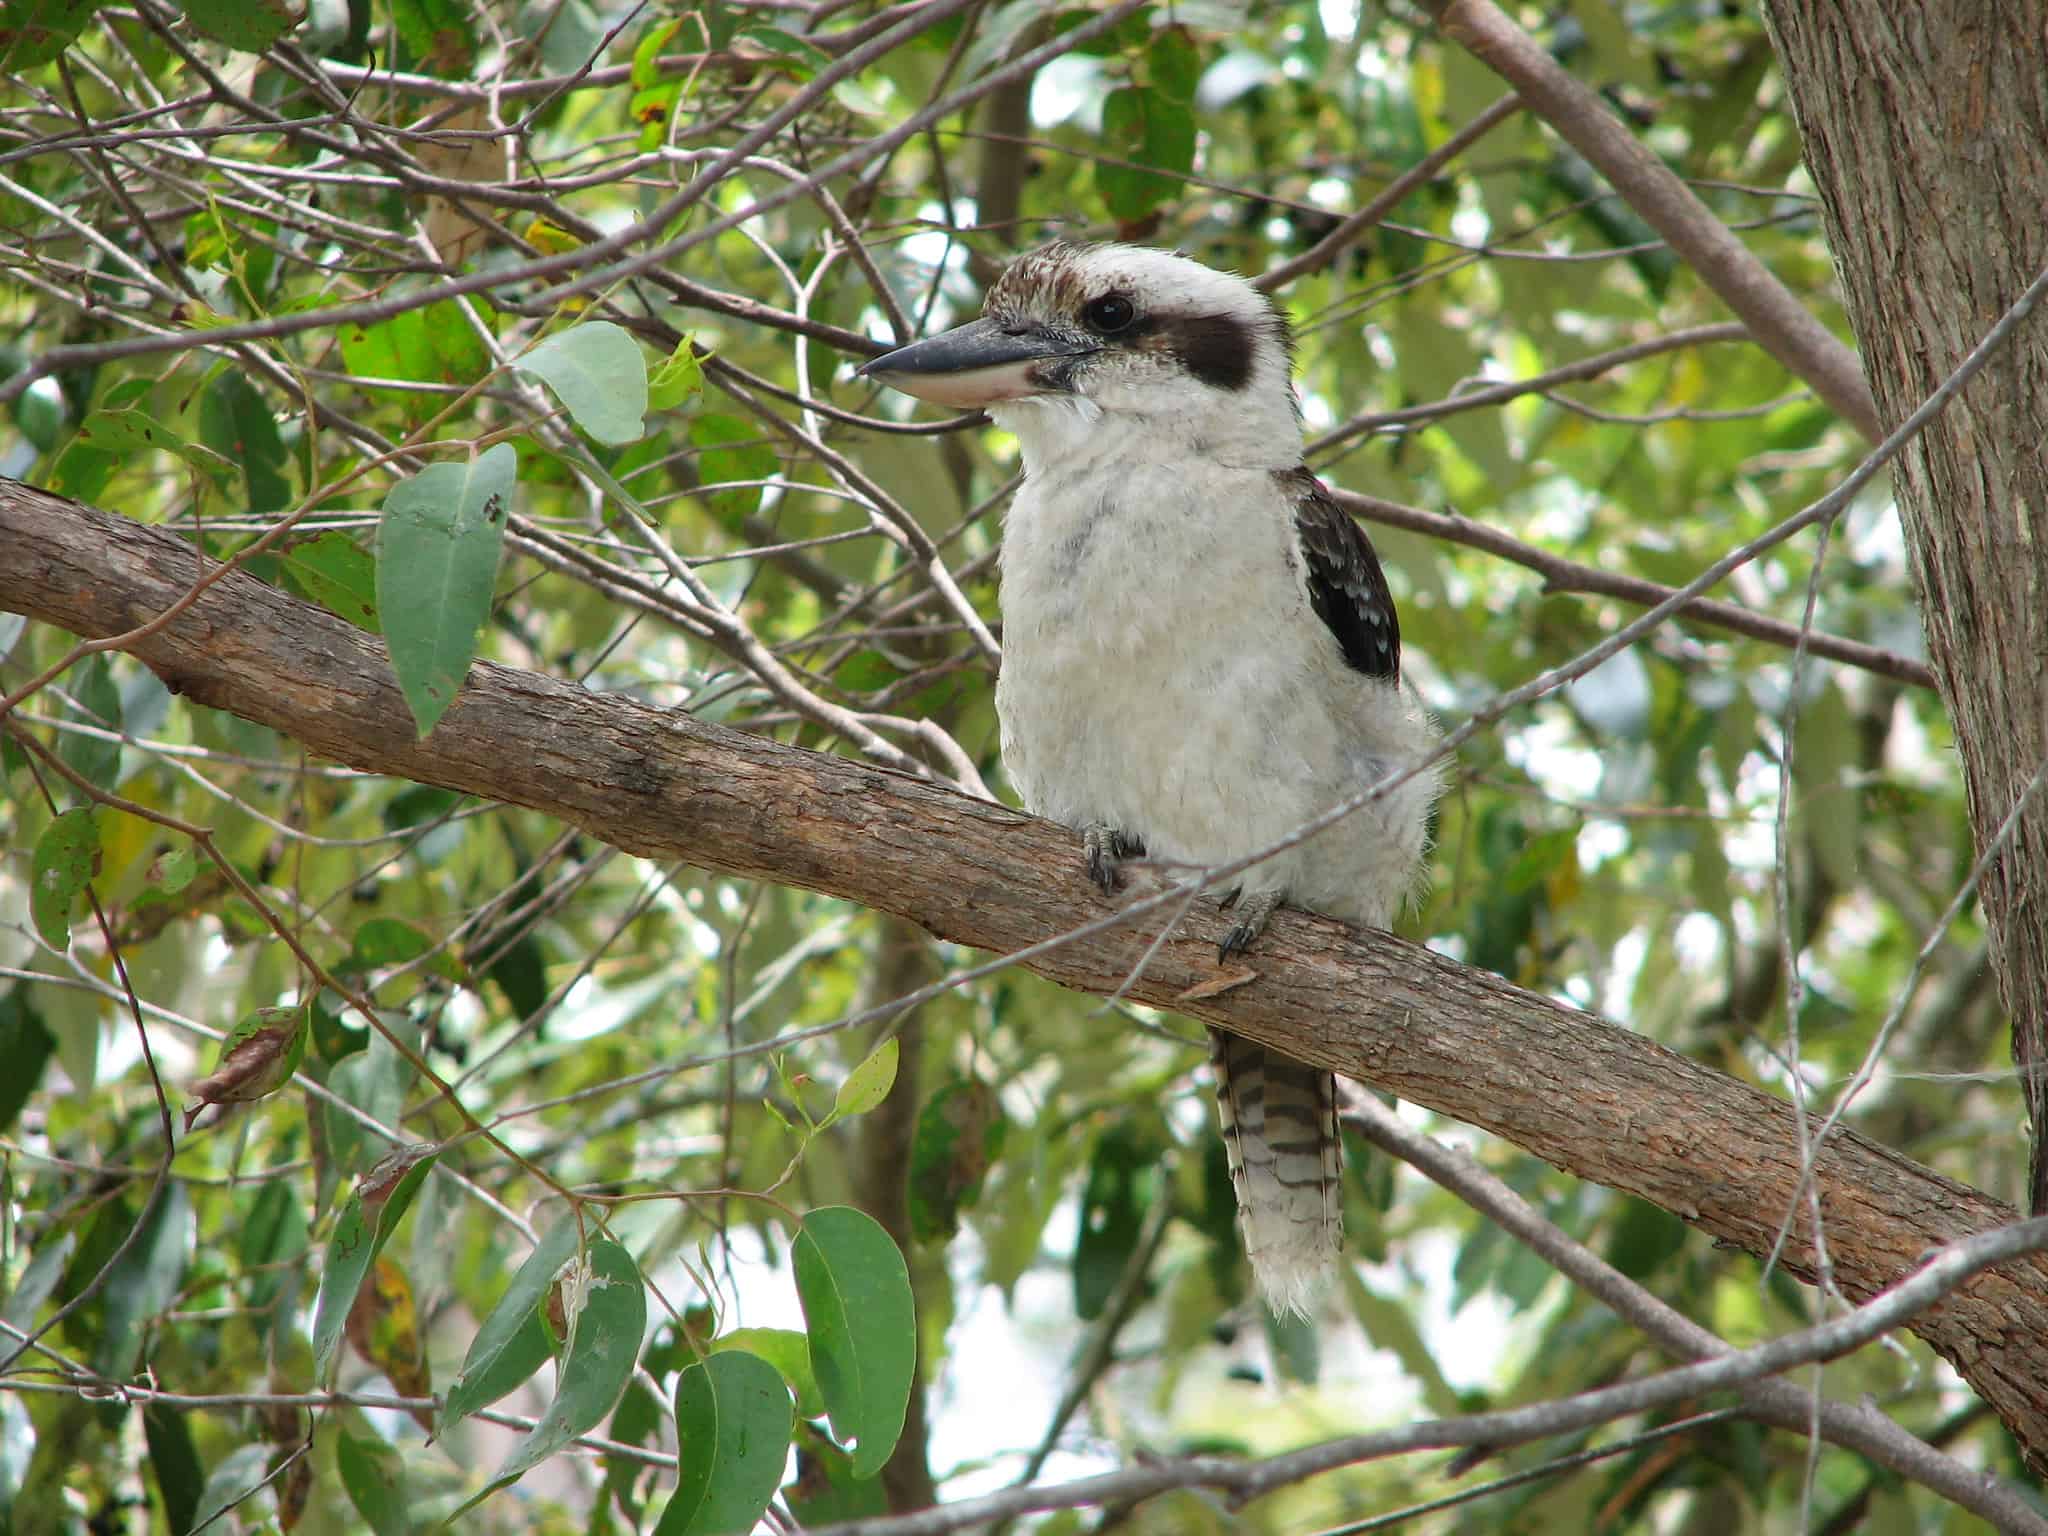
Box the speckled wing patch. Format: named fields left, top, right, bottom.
left=1284, top=468, right=1401, bottom=681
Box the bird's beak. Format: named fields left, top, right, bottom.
left=857, top=317, right=1098, bottom=410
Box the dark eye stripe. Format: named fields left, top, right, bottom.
left=1161, top=313, right=1255, bottom=392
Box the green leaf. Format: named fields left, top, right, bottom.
left=1147, top=25, right=1201, bottom=101
left=145, top=843, right=197, bottom=895
left=339, top=300, right=490, bottom=391
left=958, top=0, right=1048, bottom=80
left=240, top=1175, right=310, bottom=1317
left=68, top=406, right=175, bottom=454
left=58, top=653, right=122, bottom=790
left=67, top=406, right=237, bottom=494
left=43, top=440, right=115, bottom=503
left=346, top=915, right=436, bottom=972
left=96, top=1182, right=192, bottom=1376
left=311, top=1146, right=440, bottom=1381
left=908, top=1077, right=1005, bottom=1244
left=1343, top=1270, right=1461, bottom=1417
left=443, top=1215, right=581, bottom=1431
left=482, top=931, right=549, bottom=1019
left=1073, top=1123, right=1158, bottom=1320
left=0, top=0, right=104, bottom=69
left=0, top=990, right=55, bottom=1134
left=188, top=1443, right=274, bottom=1535
left=30, top=808, right=100, bottom=949
left=1096, top=86, right=1195, bottom=222
left=688, top=414, right=776, bottom=525
left=735, top=23, right=828, bottom=75
left=630, top=81, right=679, bottom=150
left=630, top=16, right=678, bottom=88
left=388, top=0, right=474, bottom=74
left=523, top=0, right=602, bottom=74
left=199, top=371, right=291, bottom=511
left=375, top=443, right=515, bottom=738
left=282, top=531, right=381, bottom=632
left=603, top=1376, right=664, bottom=1521
left=515, top=322, right=649, bottom=445
left=792, top=1206, right=914, bottom=1479
left=655, top=1350, right=793, bottom=1536
left=143, top=1403, right=204, bottom=1536
left=43, top=384, right=171, bottom=500
left=13, top=378, right=65, bottom=451
left=712, top=1327, right=822, bottom=1419
left=179, top=0, right=296, bottom=50
left=480, top=1236, right=646, bottom=1489
left=310, top=994, right=369, bottom=1065
left=831, top=1038, right=898, bottom=1122
left=1606, top=1195, right=1687, bottom=1280
left=832, top=650, right=899, bottom=694
left=1261, top=1302, right=1319, bottom=1383
left=338, top=1432, right=409, bottom=1536
left=381, top=782, right=464, bottom=836
left=3, top=1227, right=74, bottom=1334
left=648, top=340, right=706, bottom=411
left=1795, top=680, right=1864, bottom=892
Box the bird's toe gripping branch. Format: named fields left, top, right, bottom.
left=1082, top=823, right=1145, bottom=893
left=1218, top=886, right=1284, bottom=962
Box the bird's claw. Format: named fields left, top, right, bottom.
left=1083, top=824, right=1143, bottom=893
left=1218, top=888, right=1283, bottom=962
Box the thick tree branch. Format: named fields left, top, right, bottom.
left=4, top=478, right=2047, bottom=1468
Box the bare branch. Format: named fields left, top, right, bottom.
left=1334, top=487, right=1936, bottom=689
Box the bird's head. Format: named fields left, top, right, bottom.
left=858, top=242, right=1302, bottom=469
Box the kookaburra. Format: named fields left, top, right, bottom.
left=860, top=242, right=1440, bottom=1316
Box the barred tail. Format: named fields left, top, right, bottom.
left=1209, top=1028, right=1342, bottom=1317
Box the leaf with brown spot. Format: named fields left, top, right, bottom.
left=184, top=1003, right=308, bottom=1130
left=348, top=1256, right=435, bottom=1430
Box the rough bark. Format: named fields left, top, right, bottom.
left=1761, top=2, right=2048, bottom=1212
left=5, top=480, right=2048, bottom=1465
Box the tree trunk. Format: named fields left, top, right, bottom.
left=1761, top=2, right=2048, bottom=1210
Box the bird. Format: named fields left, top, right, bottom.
left=858, top=242, right=1440, bottom=1317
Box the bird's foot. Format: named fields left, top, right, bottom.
left=1218, top=887, right=1284, bottom=962
left=1083, top=824, right=1145, bottom=893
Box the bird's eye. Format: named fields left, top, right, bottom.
left=1082, top=294, right=1137, bottom=334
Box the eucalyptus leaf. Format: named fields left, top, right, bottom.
left=481, top=1237, right=646, bottom=1489
left=311, top=1147, right=440, bottom=1381
left=515, top=322, right=649, bottom=445
left=444, top=1214, right=581, bottom=1431
left=793, top=1206, right=914, bottom=1479
left=655, top=1350, right=792, bottom=1536
left=375, top=444, right=516, bottom=738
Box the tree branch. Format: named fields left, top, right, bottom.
left=1331, top=487, right=1936, bottom=690
left=1424, top=0, right=1882, bottom=440
left=4, top=477, right=2047, bottom=1469
left=797, top=1212, right=2048, bottom=1534
left=1338, top=1088, right=2048, bottom=1534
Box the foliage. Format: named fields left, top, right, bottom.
left=0, top=0, right=2023, bottom=1532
